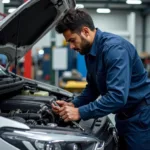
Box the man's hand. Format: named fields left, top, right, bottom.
left=59, top=106, right=80, bottom=122
left=51, top=100, right=74, bottom=114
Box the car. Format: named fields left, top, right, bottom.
left=0, top=0, right=118, bottom=150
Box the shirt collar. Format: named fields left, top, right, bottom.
left=88, top=28, right=102, bottom=57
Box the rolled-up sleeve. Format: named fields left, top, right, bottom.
left=78, top=45, right=131, bottom=120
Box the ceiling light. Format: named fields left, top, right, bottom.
left=76, top=4, right=84, bottom=9
left=8, top=8, right=17, bottom=13
left=38, top=49, right=44, bottom=55
left=96, top=8, right=111, bottom=14
left=2, top=0, right=10, bottom=3
left=126, top=0, right=142, bottom=4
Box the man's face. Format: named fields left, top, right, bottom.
left=63, top=29, right=92, bottom=55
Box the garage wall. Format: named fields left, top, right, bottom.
left=88, top=10, right=128, bottom=32
left=0, top=1, right=4, bottom=13
left=146, top=15, right=150, bottom=52
left=88, top=10, right=143, bottom=53
left=135, top=13, right=143, bottom=53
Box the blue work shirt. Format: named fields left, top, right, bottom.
left=72, top=29, right=150, bottom=120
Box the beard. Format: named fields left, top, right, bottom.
left=77, top=36, right=92, bottom=55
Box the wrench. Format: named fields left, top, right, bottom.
left=52, top=100, right=85, bottom=132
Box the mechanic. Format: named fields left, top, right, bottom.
left=52, top=8, right=150, bottom=150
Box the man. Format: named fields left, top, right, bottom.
left=52, top=8, right=150, bottom=150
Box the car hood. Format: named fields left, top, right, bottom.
left=0, top=0, right=75, bottom=64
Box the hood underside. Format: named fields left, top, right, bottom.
left=0, top=0, right=75, bottom=64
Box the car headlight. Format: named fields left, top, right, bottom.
left=35, top=141, right=62, bottom=150
left=35, top=141, right=81, bottom=150
left=1, top=129, right=104, bottom=150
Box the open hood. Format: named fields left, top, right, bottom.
left=0, top=0, right=75, bottom=65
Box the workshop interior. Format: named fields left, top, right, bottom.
left=0, top=0, right=150, bottom=150
left=1, top=0, right=150, bottom=93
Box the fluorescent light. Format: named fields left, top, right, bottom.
left=2, top=0, right=10, bottom=3
left=39, top=49, right=44, bottom=55
left=96, top=8, right=111, bottom=14
left=8, top=8, right=17, bottom=13
left=126, top=0, right=142, bottom=4
left=76, top=4, right=84, bottom=8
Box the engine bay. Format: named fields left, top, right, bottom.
left=0, top=87, right=74, bottom=128
left=0, top=81, right=117, bottom=149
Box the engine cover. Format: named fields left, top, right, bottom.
left=0, top=95, right=58, bottom=126
left=0, top=95, right=56, bottom=111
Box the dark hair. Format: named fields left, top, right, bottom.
left=55, top=9, right=95, bottom=33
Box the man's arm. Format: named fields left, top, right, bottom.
left=78, top=45, right=131, bottom=120
left=52, top=74, right=99, bottom=122
left=72, top=74, right=99, bottom=107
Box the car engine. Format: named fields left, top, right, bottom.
left=0, top=92, right=72, bottom=127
